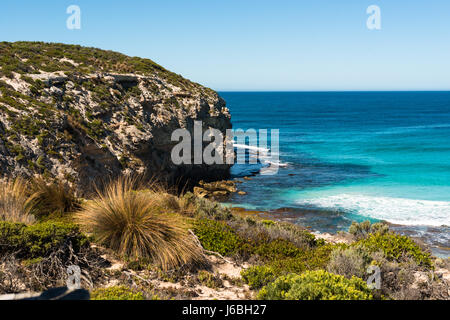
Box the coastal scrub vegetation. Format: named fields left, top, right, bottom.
left=348, top=220, right=389, bottom=240
left=327, top=246, right=369, bottom=279
left=91, top=286, right=145, bottom=300
left=0, top=221, right=88, bottom=259
left=0, top=175, right=448, bottom=300
left=356, top=232, right=432, bottom=268
left=323, top=221, right=443, bottom=299
left=193, top=219, right=243, bottom=256
left=257, top=270, right=374, bottom=300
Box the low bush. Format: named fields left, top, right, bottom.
left=327, top=246, right=370, bottom=279
left=261, top=220, right=275, bottom=227
left=91, top=286, right=144, bottom=300
left=194, top=214, right=337, bottom=275
left=274, top=222, right=323, bottom=248
left=267, top=243, right=338, bottom=275
left=182, top=193, right=233, bottom=220
left=241, top=265, right=277, bottom=289
left=150, top=192, right=182, bottom=213
left=193, top=219, right=243, bottom=256
left=257, top=270, right=374, bottom=300
left=356, top=232, right=432, bottom=268
left=228, top=217, right=320, bottom=251
left=253, top=238, right=303, bottom=261
left=0, top=221, right=88, bottom=258
left=197, top=270, right=223, bottom=289
left=348, top=220, right=389, bottom=240
left=242, top=243, right=338, bottom=289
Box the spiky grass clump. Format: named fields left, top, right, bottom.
left=76, top=177, right=207, bottom=271
left=0, top=178, right=35, bottom=224
left=29, top=177, right=80, bottom=219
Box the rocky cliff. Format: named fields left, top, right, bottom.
left=0, top=42, right=232, bottom=192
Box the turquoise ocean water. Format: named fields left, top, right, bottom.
left=220, top=92, right=450, bottom=256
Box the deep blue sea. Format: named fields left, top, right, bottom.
left=220, top=92, right=450, bottom=257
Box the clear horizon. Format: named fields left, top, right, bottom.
left=218, top=90, right=450, bottom=92
left=1, top=0, right=450, bottom=91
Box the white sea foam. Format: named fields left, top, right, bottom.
left=296, top=194, right=450, bottom=227
left=233, top=143, right=288, bottom=168
left=233, top=143, right=270, bottom=153
left=264, top=160, right=289, bottom=167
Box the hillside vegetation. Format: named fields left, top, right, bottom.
left=0, top=42, right=231, bottom=192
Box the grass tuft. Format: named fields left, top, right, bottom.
left=29, top=177, right=80, bottom=219
left=0, top=178, right=36, bottom=224
left=75, top=176, right=207, bottom=271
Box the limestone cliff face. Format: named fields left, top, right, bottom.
left=0, top=42, right=231, bottom=192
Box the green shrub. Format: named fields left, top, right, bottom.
left=261, top=220, right=275, bottom=227
left=193, top=219, right=242, bottom=256
left=271, top=245, right=333, bottom=274
left=348, top=220, right=389, bottom=240
left=0, top=221, right=88, bottom=258
left=0, top=221, right=25, bottom=247
left=241, top=265, right=277, bottom=289
left=327, top=246, right=370, bottom=279
left=91, top=286, right=144, bottom=300
left=253, top=238, right=303, bottom=261
left=126, top=257, right=153, bottom=271
left=228, top=216, right=321, bottom=251
left=193, top=214, right=339, bottom=276
left=257, top=270, right=374, bottom=300
left=276, top=222, right=323, bottom=248
left=357, top=232, right=432, bottom=268
left=197, top=270, right=223, bottom=289
left=241, top=243, right=339, bottom=289
left=183, top=193, right=232, bottom=220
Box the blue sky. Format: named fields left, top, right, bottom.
left=1, top=0, right=449, bottom=91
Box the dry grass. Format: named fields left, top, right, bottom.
left=148, top=192, right=183, bottom=212
left=75, top=176, right=207, bottom=271
left=0, top=178, right=36, bottom=224
left=29, top=177, right=80, bottom=219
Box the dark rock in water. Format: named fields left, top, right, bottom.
left=0, top=287, right=90, bottom=300
left=199, top=180, right=237, bottom=193
left=193, top=180, right=238, bottom=200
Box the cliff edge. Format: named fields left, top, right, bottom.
left=0, top=42, right=231, bottom=192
